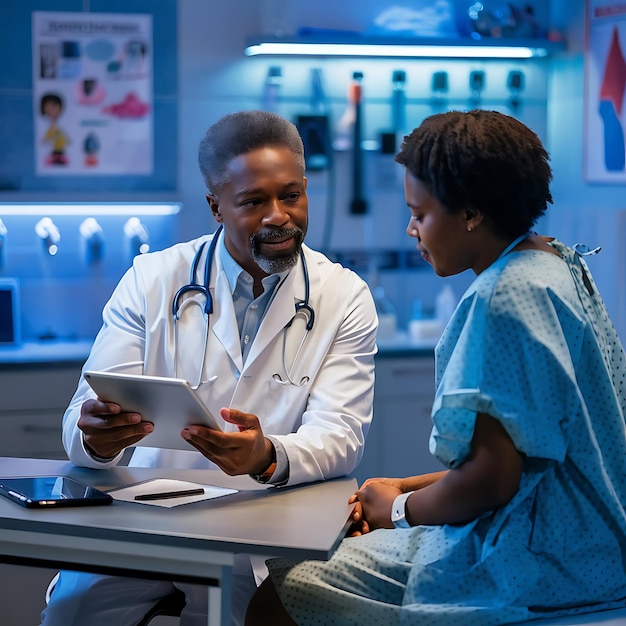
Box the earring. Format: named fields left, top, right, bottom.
left=467, top=226, right=472, bottom=232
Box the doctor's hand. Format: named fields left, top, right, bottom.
left=181, top=407, right=274, bottom=476
left=78, top=398, right=154, bottom=459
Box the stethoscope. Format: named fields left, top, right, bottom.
left=172, top=225, right=315, bottom=388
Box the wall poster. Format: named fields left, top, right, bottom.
left=585, top=1, right=626, bottom=182
left=32, top=11, right=153, bottom=176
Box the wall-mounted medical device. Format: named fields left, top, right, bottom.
left=79, top=217, right=104, bottom=264
left=123, top=217, right=150, bottom=258
left=35, top=217, right=61, bottom=256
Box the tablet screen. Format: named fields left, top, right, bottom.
left=0, top=476, right=113, bottom=508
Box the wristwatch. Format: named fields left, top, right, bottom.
left=250, top=445, right=277, bottom=484
left=391, top=491, right=415, bottom=528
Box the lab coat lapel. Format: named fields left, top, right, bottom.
left=210, top=246, right=243, bottom=371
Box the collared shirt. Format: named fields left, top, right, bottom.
left=219, top=236, right=288, bottom=363
left=219, top=235, right=290, bottom=485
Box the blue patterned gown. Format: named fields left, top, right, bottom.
left=266, top=241, right=626, bottom=625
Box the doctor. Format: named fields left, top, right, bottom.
left=42, top=110, right=378, bottom=626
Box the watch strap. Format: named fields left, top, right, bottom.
left=250, top=445, right=277, bottom=484
left=391, top=490, right=414, bottom=528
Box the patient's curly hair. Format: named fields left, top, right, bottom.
left=395, top=110, right=553, bottom=238
left=198, top=110, right=305, bottom=194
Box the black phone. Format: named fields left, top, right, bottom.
left=0, top=476, right=113, bottom=508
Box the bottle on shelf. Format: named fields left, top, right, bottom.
left=262, top=65, right=282, bottom=113
left=373, top=285, right=397, bottom=342
left=435, top=284, right=457, bottom=327
left=408, top=297, right=442, bottom=344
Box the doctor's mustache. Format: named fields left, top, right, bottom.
left=250, top=226, right=304, bottom=246
left=251, top=227, right=305, bottom=274
left=251, top=227, right=304, bottom=247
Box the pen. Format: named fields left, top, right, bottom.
left=134, top=488, right=205, bottom=501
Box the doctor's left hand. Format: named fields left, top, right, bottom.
left=181, top=407, right=274, bottom=476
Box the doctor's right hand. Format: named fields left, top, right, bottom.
left=78, top=398, right=154, bottom=459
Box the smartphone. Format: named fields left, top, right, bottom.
left=0, top=476, right=113, bottom=508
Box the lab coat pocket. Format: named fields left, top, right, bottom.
left=262, top=375, right=311, bottom=434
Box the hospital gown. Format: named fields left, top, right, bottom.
left=266, top=240, right=626, bottom=625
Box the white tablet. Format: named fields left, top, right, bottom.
left=83, top=370, right=222, bottom=450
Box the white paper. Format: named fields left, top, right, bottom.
left=108, top=478, right=238, bottom=508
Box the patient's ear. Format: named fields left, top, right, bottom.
left=464, top=207, right=484, bottom=232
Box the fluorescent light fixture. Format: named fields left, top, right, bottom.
left=0, top=203, right=181, bottom=216
left=244, top=37, right=564, bottom=59
left=0, top=218, right=6, bottom=268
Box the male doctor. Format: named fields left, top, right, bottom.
left=41, top=110, right=378, bottom=626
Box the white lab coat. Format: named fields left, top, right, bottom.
left=63, top=234, right=378, bottom=486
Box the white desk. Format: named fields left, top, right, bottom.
left=0, top=457, right=356, bottom=626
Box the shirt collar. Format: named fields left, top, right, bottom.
left=218, top=233, right=289, bottom=296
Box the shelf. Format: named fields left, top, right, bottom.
left=244, top=34, right=565, bottom=60
left=0, top=203, right=181, bottom=216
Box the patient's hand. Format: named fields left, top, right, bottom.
left=347, top=497, right=370, bottom=536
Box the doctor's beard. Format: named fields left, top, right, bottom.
left=251, top=227, right=305, bottom=274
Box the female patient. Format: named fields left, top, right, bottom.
left=246, top=110, right=626, bottom=625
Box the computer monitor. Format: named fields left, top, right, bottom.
left=0, top=278, right=20, bottom=345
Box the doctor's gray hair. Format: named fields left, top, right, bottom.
left=198, top=110, right=306, bottom=194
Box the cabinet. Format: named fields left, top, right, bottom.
left=0, top=363, right=82, bottom=459
left=353, top=353, right=445, bottom=484
left=0, top=363, right=83, bottom=626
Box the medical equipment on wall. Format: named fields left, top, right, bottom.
left=507, top=70, right=524, bottom=109
left=469, top=70, right=486, bottom=104
left=35, top=217, right=61, bottom=256
left=124, top=217, right=150, bottom=258
left=79, top=217, right=104, bottom=264
left=349, top=71, right=367, bottom=215
left=171, top=226, right=315, bottom=388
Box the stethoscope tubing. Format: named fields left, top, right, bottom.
left=172, top=225, right=314, bottom=387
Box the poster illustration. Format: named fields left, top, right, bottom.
left=32, top=11, right=153, bottom=176
left=585, top=1, right=626, bottom=182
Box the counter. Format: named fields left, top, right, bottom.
left=0, top=339, right=94, bottom=367
left=376, top=332, right=437, bottom=358
left=0, top=334, right=436, bottom=366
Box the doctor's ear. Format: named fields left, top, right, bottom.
left=207, top=194, right=222, bottom=222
